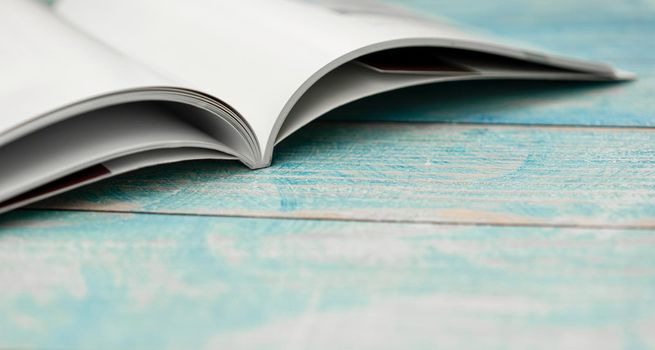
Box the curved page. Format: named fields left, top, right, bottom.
left=0, top=0, right=173, bottom=145
left=0, top=103, right=233, bottom=205
left=0, top=148, right=234, bottom=214
left=55, top=0, right=628, bottom=165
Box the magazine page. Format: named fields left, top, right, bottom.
left=0, top=103, right=228, bottom=204
left=0, top=0, right=264, bottom=210
left=0, top=102, right=236, bottom=213
left=0, top=0, right=172, bottom=146
left=55, top=0, right=625, bottom=165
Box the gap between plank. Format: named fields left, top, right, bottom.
left=314, top=120, right=655, bottom=131
left=19, top=208, right=655, bottom=231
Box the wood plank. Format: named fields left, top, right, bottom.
left=32, top=122, right=655, bottom=228
left=1, top=210, right=654, bottom=349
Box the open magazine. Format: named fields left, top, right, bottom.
left=0, top=0, right=633, bottom=213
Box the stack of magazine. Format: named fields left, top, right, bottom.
left=0, top=0, right=632, bottom=213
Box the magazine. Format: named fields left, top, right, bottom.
left=0, top=0, right=633, bottom=213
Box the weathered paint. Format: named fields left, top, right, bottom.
left=1, top=210, right=655, bottom=349
left=2, top=0, right=655, bottom=348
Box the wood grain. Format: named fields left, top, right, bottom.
left=3, top=0, right=654, bottom=349
left=1, top=210, right=654, bottom=349
left=33, top=122, right=655, bottom=228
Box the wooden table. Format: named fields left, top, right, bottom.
left=1, top=1, right=654, bottom=348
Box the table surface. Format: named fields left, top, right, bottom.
left=2, top=0, right=655, bottom=349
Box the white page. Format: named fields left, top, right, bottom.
left=0, top=103, right=233, bottom=203
left=0, top=148, right=235, bottom=214
left=55, top=0, right=624, bottom=165
left=0, top=0, right=172, bottom=145
left=277, top=60, right=619, bottom=143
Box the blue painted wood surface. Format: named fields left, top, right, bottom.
left=2, top=0, right=655, bottom=348
left=2, top=210, right=655, bottom=349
